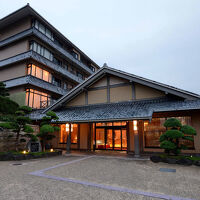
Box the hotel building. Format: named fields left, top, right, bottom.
left=0, top=4, right=99, bottom=109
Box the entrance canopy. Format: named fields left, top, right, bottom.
left=30, top=98, right=200, bottom=123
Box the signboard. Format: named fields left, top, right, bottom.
left=27, top=141, right=41, bottom=152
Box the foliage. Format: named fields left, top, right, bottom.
left=37, top=111, right=60, bottom=151
left=0, top=96, right=19, bottom=114
left=164, top=118, right=182, bottom=128
left=0, top=106, right=36, bottom=151
left=0, top=82, right=9, bottom=97
left=0, top=82, right=19, bottom=115
left=160, top=154, right=200, bottom=161
left=160, top=118, right=197, bottom=155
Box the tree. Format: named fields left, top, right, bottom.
left=0, top=82, right=9, bottom=97
left=160, top=118, right=197, bottom=155
left=0, top=82, right=19, bottom=115
left=0, top=106, right=37, bottom=151
left=37, top=111, right=60, bottom=151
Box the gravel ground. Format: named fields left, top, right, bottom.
left=0, top=155, right=199, bottom=200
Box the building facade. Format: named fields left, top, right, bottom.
left=30, top=66, right=200, bottom=156
left=0, top=5, right=99, bottom=109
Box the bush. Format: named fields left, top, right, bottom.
left=150, top=156, right=161, bottom=163
left=160, top=118, right=197, bottom=155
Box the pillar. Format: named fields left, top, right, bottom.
left=66, top=123, right=71, bottom=154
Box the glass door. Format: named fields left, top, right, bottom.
left=114, top=129, right=121, bottom=150
left=122, top=129, right=127, bottom=150
left=96, top=128, right=105, bottom=149
left=106, top=129, right=113, bottom=149
left=95, top=126, right=127, bottom=151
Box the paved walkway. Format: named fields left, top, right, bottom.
left=0, top=154, right=199, bottom=200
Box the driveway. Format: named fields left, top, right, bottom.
left=0, top=154, right=199, bottom=200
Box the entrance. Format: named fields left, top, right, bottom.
left=95, top=122, right=127, bottom=151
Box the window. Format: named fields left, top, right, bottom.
left=54, top=37, right=63, bottom=47
left=96, top=122, right=126, bottom=127
left=63, top=62, right=68, bottom=70
left=27, top=64, right=52, bottom=83
left=53, top=57, right=62, bottom=66
left=67, top=83, right=73, bottom=90
left=144, top=118, right=166, bottom=148
left=59, top=124, right=78, bottom=144
left=33, top=19, right=54, bottom=40
left=89, top=66, right=95, bottom=72
left=71, top=124, right=78, bottom=144
left=72, top=50, right=80, bottom=60
left=77, top=72, right=84, bottom=80
left=72, top=51, right=79, bottom=59
left=35, top=66, right=42, bottom=79
left=30, top=41, right=53, bottom=61
left=144, top=116, right=194, bottom=149
left=26, top=89, right=51, bottom=109
left=52, top=76, right=61, bottom=87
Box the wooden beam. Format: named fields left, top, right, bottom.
left=85, top=90, right=88, bottom=105
left=131, top=82, right=136, bottom=100
left=107, top=76, right=110, bottom=103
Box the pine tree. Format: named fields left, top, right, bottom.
left=0, top=106, right=37, bottom=151
left=37, top=111, right=60, bottom=151
left=160, top=118, right=196, bottom=155
left=0, top=82, right=9, bottom=96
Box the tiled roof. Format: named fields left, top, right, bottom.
left=29, top=98, right=200, bottom=122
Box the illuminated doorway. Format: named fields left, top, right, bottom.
left=95, top=122, right=127, bottom=151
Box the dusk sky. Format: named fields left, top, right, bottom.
left=1, top=0, right=200, bottom=94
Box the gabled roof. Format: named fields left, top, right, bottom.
left=43, top=66, right=200, bottom=113
left=0, top=4, right=99, bottom=69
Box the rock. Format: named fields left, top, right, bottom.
left=150, top=156, right=161, bottom=163
left=194, top=161, right=200, bottom=166
left=166, top=158, right=177, bottom=164
left=177, top=158, right=193, bottom=166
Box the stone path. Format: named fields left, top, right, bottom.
left=0, top=155, right=199, bottom=200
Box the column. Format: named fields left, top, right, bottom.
left=66, top=123, right=71, bottom=154
left=133, top=120, right=140, bottom=157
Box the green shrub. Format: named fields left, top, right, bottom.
left=37, top=111, right=60, bottom=151
left=160, top=118, right=197, bottom=155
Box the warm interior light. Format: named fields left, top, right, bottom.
left=66, top=123, right=69, bottom=132
left=50, top=148, right=54, bottom=152
left=133, top=120, right=138, bottom=131
left=71, top=124, right=73, bottom=132
left=66, top=124, right=73, bottom=132
left=22, top=150, right=27, bottom=154
left=144, top=121, right=148, bottom=126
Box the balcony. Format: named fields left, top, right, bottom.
left=0, top=51, right=82, bottom=84
left=0, top=28, right=95, bottom=75
left=4, top=75, right=68, bottom=96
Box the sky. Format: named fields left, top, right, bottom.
left=1, top=0, right=200, bottom=94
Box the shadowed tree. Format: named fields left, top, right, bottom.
left=0, top=106, right=37, bottom=151
left=0, top=82, right=9, bottom=97
left=37, top=111, right=60, bottom=151
left=0, top=82, right=19, bottom=115
left=160, top=118, right=196, bottom=155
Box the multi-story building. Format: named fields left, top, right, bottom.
left=0, top=4, right=99, bottom=109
